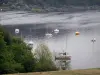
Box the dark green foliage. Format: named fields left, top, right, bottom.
left=0, top=26, right=36, bottom=74
left=1, top=0, right=100, bottom=11
left=7, top=0, right=100, bottom=6
left=0, top=26, right=12, bottom=45
left=0, top=0, right=100, bottom=8
left=0, top=32, right=17, bottom=74
left=11, top=39, right=36, bottom=72
left=0, top=26, right=58, bottom=74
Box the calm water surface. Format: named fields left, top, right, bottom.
left=1, top=10, right=100, bottom=69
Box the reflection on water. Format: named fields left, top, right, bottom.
left=2, top=11, right=100, bottom=69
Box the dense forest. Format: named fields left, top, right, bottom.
left=1, top=0, right=100, bottom=11
left=1, top=0, right=100, bottom=6
left=24, top=0, right=100, bottom=6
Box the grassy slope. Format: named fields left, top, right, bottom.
left=5, top=69, right=100, bottom=75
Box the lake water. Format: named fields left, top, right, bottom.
left=1, top=10, right=100, bottom=69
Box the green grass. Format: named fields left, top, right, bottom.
left=4, top=69, right=100, bottom=75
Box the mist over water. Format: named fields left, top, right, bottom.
left=1, top=10, right=100, bottom=69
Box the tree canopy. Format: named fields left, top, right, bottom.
left=34, top=43, right=58, bottom=71
left=0, top=26, right=58, bottom=74
left=7, top=0, right=100, bottom=6
left=0, top=26, right=36, bottom=74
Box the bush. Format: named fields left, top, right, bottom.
left=0, top=26, right=36, bottom=74
left=34, top=43, right=58, bottom=72
left=0, top=26, right=58, bottom=74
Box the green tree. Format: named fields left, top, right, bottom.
left=0, top=26, right=12, bottom=45
left=11, top=37, right=36, bottom=72
left=34, top=43, right=58, bottom=72
left=0, top=28, right=23, bottom=74
left=0, top=26, right=36, bottom=74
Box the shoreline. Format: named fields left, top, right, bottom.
left=1, top=5, right=100, bottom=13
